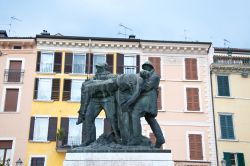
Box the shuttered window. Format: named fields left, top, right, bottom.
left=186, top=88, right=200, bottom=111
left=157, top=87, right=162, bottom=110
left=85, top=53, right=94, bottom=74
left=29, top=117, right=58, bottom=142
left=224, top=152, right=245, bottom=166
left=185, top=58, right=198, bottom=80
left=0, top=140, right=12, bottom=165
left=63, top=79, right=72, bottom=101
left=117, top=53, right=124, bottom=74
left=34, top=78, right=60, bottom=101
left=189, top=134, right=203, bottom=160
left=31, top=157, right=45, bottom=166
left=64, top=52, right=73, bottom=73
left=148, top=57, right=161, bottom=76
left=8, top=60, right=22, bottom=82
left=60, top=117, right=69, bottom=145
left=36, top=51, right=62, bottom=73
left=4, top=89, right=19, bottom=112
left=217, top=75, right=230, bottom=96
left=106, top=54, right=114, bottom=73
left=220, top=114, right=235, bottom=139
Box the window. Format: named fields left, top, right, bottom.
left=70, top=80, right=84, bottom=101
left=217, top=75, right=230, bottom=96
left=93, top=54, right=106, bottom=73
left=30, top=157, right=45, bottom=166
left=188, top=134, right=203, bottom=160
left=185, top=58, right=198, bottom=80
left=63, top=79, right=84, bottom=102
left=3, top=88, right=19, bottom=112
left=220, top=114, right=235, bottom=139
left=40, top=52, right=54, bottom=73
left=0, top=140, right=12, bottom=165
left=186, top=88, right=200, bottom=111
left=148, top=57, right=161, bottom=76
left=68, top=118, right=82, bottom=146
left=223, top=152, right=245, bottom=166
left=72, top=54, right=86, bottom=74
left=13, top=45, right=22, bottom=49
left=29, top=117, right=57, bottom=142
left=36, top=51, right=62, bottom=73
left=6, top=60, right=23, bottom=82
left=34, top=78, right=60, bottom=101
left=124, top=55, right=137, bottom=74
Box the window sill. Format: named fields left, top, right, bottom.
left=158, top=110, right=166, bottom=112
left=215, top=96, right=235, bottom=99
left=68, top=73, right=88, bottom=76
left=183, top=79, right=202, bottom=82
left=0, top=111, right=19, bottom=114
left=67, top=100, right=80, bottom=103
left=29, top=140, right=51, bottom=143
left=4, top=82, right=23, bottom=84
left=33, top=99, right=54, bottom=103
left=36, top=72, right=57, bottom=75
left=218, top=138, right=238, bottom=142
left=184, top=110, right=204, bottom=113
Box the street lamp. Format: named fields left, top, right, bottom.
left=16, top=158, right=23, bottom=166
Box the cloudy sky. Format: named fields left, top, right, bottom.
left=0, top=0, right=249, bottom=48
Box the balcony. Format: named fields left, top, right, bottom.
left=117, top=65, right=139, bottom=74
left=4, top=69, right=24, bottom=83
left=56, top=136, right=81, bottom=152
left=174, top=160, right=211, bottom=166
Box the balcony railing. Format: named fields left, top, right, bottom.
left=56, top=136, right=81, bottom=152
left=4, top=69, right=24, bottom=83
left=117, top=65, right=139, bottom=74
left=174, top=160, right=211, bottom=166
left=214, top=57, right=250, bottom=65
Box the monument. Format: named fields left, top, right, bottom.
left=63, top=62, right=174, bottom=166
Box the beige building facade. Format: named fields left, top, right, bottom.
left=0, top=31, right=36, bottom=165
left=211, top=47, right=250, bottom=166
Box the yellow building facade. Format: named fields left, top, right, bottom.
left=211, top=48, right=250, bottom=166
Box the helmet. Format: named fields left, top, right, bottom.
left=95, top=62, right=109, bottom=70
left=142, top=61, right=154, bottom=70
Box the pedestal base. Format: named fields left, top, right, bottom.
left=64, top=151, right=174, bottom=166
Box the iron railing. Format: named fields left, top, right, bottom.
left=4, top=69, right=24, bottom=83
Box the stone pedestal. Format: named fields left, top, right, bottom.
left=63, top=150, right=174, bottom=166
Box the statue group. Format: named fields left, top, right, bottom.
left=76, top=61, right=165, bottom=148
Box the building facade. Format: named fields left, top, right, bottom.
left=0, top=31, right=36, bottom=165
left=211, top=48, right=250, bottom=166
left=23, top=33, right=217, bottom=166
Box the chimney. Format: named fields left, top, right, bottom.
left=129, top=34, right=136, bottom=39
left=0, top=30, right=8, bottom=38
left=41, top=30, right=50, bottom=36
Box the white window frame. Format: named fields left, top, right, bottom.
left=183, top=58, right=200, bottom=81
left=6, top=58, right=25, bottom=70
left=186, top=131, right=206, bottom=161
left=0, top=137, right=15, bottom=166
left=70, top=79, right=85, bottom=102
left=216, top=74, right=232, bottom=97
left=37, top=78, right=53, bottom=101
left=124, top=54, right=137, bottom=74
left=72, top=53, right=86, bottom=74
left=218, top=112, right=236, bottom=140
left=33, top=116, right=49, bottom=142
left=92, top=53, right=106, bottom=74
left=28, top=155, right=47, bottom=166
left=39, top=51, right=55, bottom=73
left=67, top=117, right=82, bottom=146
left=0, top=85, right=22, bottom=113
left=183, top=85, right=203, bottom=112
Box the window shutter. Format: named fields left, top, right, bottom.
left=33, top=78, right=39, bottom=99
left=189, top=134, right=203, bottom=160
left=217, top=76, right=230, bottom=96
left=8, top=61, right=22, bottom=82
left=63, top=79, right=71, bottom=101
left=220, top=115, right=235, bottom=139
left=157, top=87, right=162, bottom=110
left=185, top=58, right=198, bottom=80
left=237, top=153, right=245, bottom=166
left=227, top=115, right=235, bottom=139
left=4, top=89, right=19, bottom=112
left=220, top=115, right=227, bottom=139
left=29, top=117, right=35, bottom=140
left=51, top=79, right=60, bottom=101
left=54, top=52, right=62, bottom=73
left=86, top=53, right=93, bottom=74
left=223, top=152, right=232, bottom=166
left=64, top=52, right=73, bottom=73
left=0, top=140, right=12, bottom=149
left=186, top=88, right=200, bottom=111
left=116, top=53, right=124, bottom=74
left=36, top=51, right=41, bottom=72
left=106, top=54, right=114, bottom=73
left=60, top=117, right=69, bottom=145
left=47, top=117, right=58, bottom=141
left=103, top=118, right=112, bottom=135
left=136, top=54, right=140, bottom=73
left=148, top=57, right=161, bottom=76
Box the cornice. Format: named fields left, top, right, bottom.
left=211, top=63, right=250, bottom=73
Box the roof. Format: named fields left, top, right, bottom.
left=36, top=34, right=212, bottom=45
left=214, top=47, right=250, bottom=54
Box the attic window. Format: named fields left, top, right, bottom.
left=13, top=46, right=22, bottom=49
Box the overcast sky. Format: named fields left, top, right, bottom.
left=1, top=0, right=249, bottom=48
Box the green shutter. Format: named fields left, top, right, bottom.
left=220, top=115, right=235, bottom=139
left=223, top=152, right=232, bottom=166
left=217, top=76, right=230, bottom=96
left=237, top=153, right=245, bottom=166
left=226, top=115, right=235, bottom=139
